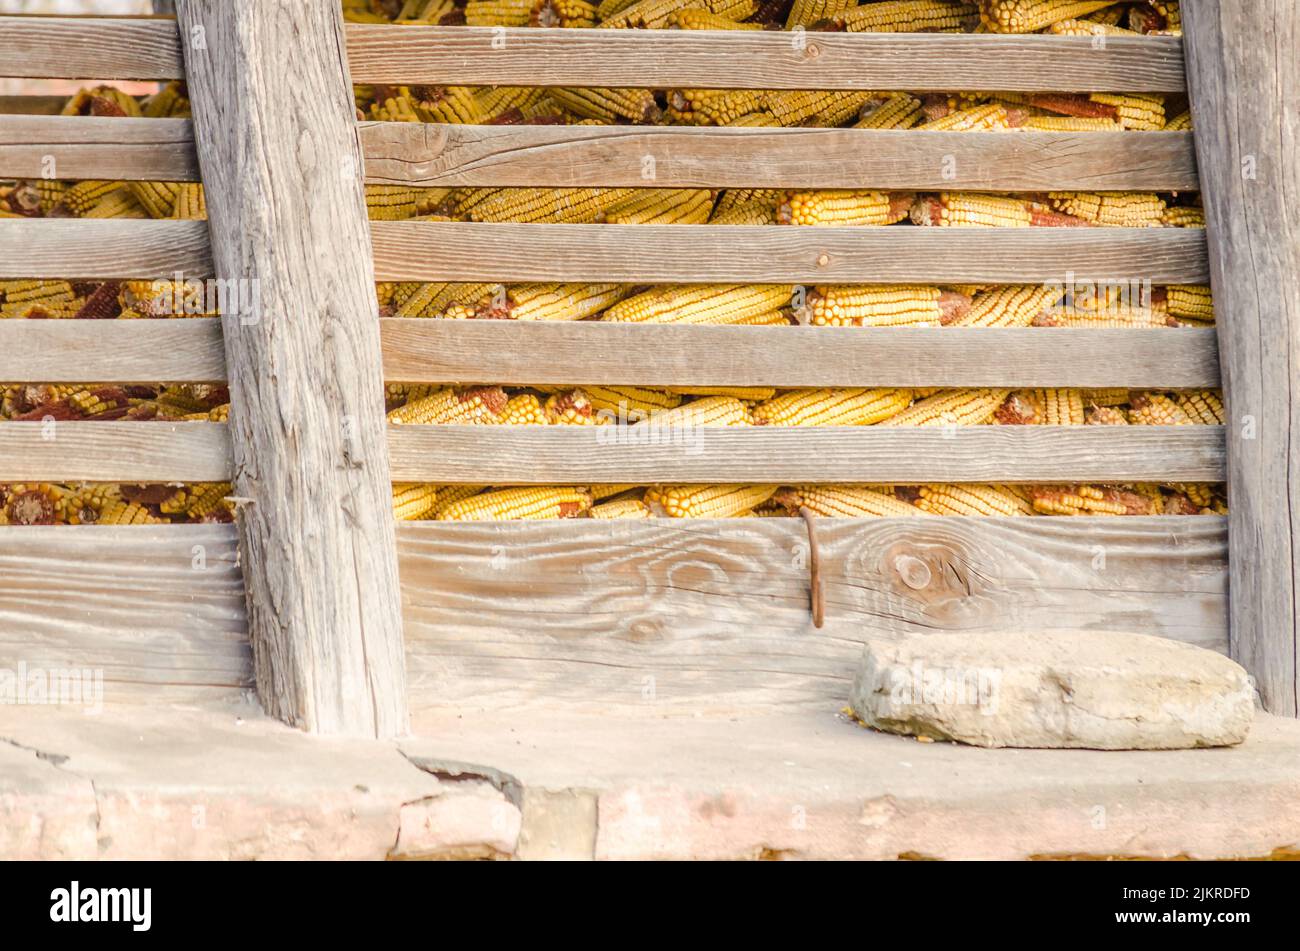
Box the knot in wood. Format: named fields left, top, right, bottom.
left=893, top=553, right=932, bottom=590
left=816, top=252, right=831, bottom=267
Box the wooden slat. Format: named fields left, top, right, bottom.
left=346, top=26, right=1186, bottom=92
left=0, top=219, right=211, bottom=279
left=381, top=322, right=1222, bottom=390
left=0, top=116, right=198, bottom=181
left=0, top=421, right=231, bottom=482
left=372, top=222, right=1210, bottom=285
left=0, top=16, right=184, bottom=80
left=361, top=124, right=1200, bottom=192
left=399, top=516, right=1227, bottom=714
left=0, top=319, right=224, bottom=383
left=386, top=426, right=1226, bottom=484
left=0, top=524, right=250, bottom=702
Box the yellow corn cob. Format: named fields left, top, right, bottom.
left=880, top=388, right=1011, bottom=427
left=763, top=90, right=876, bottom=127
left=1165, top=110, right=1192, bottom=131
left=979, top=1, right=1117, bottom=33
left=672, top=7, right=763, bottom=27
left=464, top=187, right=637, bottom=224
left=603, top=284, right=793, bottom=325
left=751, top=388, right=912, bottom=426
left=1088, top=92, right=1166, bottom=130
left=642, top=396, right=751, bottom=427
left=589, top=483, right=640, bottom=500
left=544, top=389, right=601, bottom=425
left=430, top=485, right=489, bottom=516
left=670, top=89, right=767, bottom=126
left=1035, top=388, right=1086, bottom=425
left=475, top=283, right=627, bottom=320
left=502, top=393, right=548, bottom=425
left=1022, top=115, right=1121, bottom=131
left=551, top=87, right=660, bottom=123
left=582, top=386, right=683, bottom=420
left=82, top=189, right=146, bottom=219
left=1160, top=205, right=1204, bottom=228
left=440, top=486, right=593, bottom=521
left=591, top=496, right=653, bottom=519
left=601, top=0, right=754, bottom=28
left=1175, top=390, right=1225, bottom=425
left=953, top=284, right=1065, bottom=327
left=854, top=94, right=925, bottom=129
left=52, top=178, right=113, bottom=215
left=532, top=0, right=600, bottom=25
left=1027, top=484, right=1119, bottom=516
left=1128, top=392, right=1195, bottom=426
left=910, top=192, right=1085, bottom=227
left=604, top=189, right=715, bottom=225
left=172, top=183, right=207, bottom=220
left=1087, top=405, right=1130, bottom=426
left=2, top=280, right=75, bottom=307
left=465, top=0, right=533, bottom=24
left=779, top=485, right=925, bottom=517
left=142, top=80, right=190, bottom=118
left=129, top=181, right=181, bottom=219
left=366, top=184, right=422, bottom=221
left=1047, top=15, right=1136, bottom=34
left=96, top=500, right=165, bottom=526
left=722, top=111, right=782, bottom=128
left=918, top=483, right=1029, bottom=516
left=807, top=285, right=971, bottom=327
left=396, top=0, right=458, bottom=20
left=669, top=387, right=777, bottom=401
left=394, top=282, right=493, bottom=318
left=1047, top=303, right=1172, bottom=328
left=1173, top=482, right=1213, bottom=509
left=179, top=482, right=233, bottom=521
left=474, top=86, right=548, bottom=120
left=709, top=201, right=778, bottom=225
left=786, top=0, right=853, bottom=27
left=918, top=103, right=1009, bottom=131
left=647, top=484, right=778, bottom=518
left=1165, top=284, right=1214, bottom=321
left=1047, top=192, right=1166, bottom=227
left=781, top=190, right=912, bottom=226
left=394, top=484, right=442, bottom=521
left=843, top=1, right=978, bottom=32
left=388, top=386, right=509, bottom=425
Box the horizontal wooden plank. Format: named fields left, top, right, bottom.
left=361, top=124, right=1200, bottom=192
left=0, top=16, right=184, bottom=80
left=381, top=322, right=1222, bottom=390
left=0, top=524, right=250, bottom=702
left=399, top=516, right=1227, bottom=714
left=386, top=425, right=1226, bottom=484
left=346, top=26, right=1187, bottom=92
left=0, top=319, right=224, bottom=383
left=371, top=222, right=1210, bottom=285
left=0, top=421, right=231, bottom=482
left=0, top=116, right=198, bottom=181
left=0, top=219, right=212, bottom=279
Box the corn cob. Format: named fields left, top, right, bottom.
left=785, top=0, right=853, bottom=27
left=672, top=7, right=763, bottom=27
left=366, top=185, right=422, bottom=221
left=1027, top=484, right=1127, bottom=516
left=464, top=187, right=637, bottom=224
left=597, top=0, right=641, bottom=17
left=532, top=0, right=600, bottom=25
left=465, top=0, right=533, bottom=24
left=1165, top=110, right=1192, bottom=131
left=843, top=1, right=977, bottom=31
left=429, top=484, right=489, bottom=516
left=854, top=94, right=925, bottom=129
left=763, top=90, right=876, bottom=127
left=604, top=189, right=715, bottom=225
left=440, top=486, right=593, bottom=521
left=951, top=284, right=1066, bottom=327
left=918, top=483, right=1030, bottom=516
left=641, top=396, right=751, bottom=427
left=142, top=81, right=190, bottom=118
left=388, top=386, right=509, bottom=424
left=722, top=112, right=782, bottom=128
left=591, top=496, right=653, bottom=519
left=751, top=388, right=912, bottom=426
left=129, top=182, right=181, bottom=219
left=672, top=90, right=767, bottom=126
left=1034, top=388, right=1086, bottom=425
left=474, top=283, right=626, bottom=321
left=1086, top=404, right=1129, bottom=425
left=979, top=1, right=1117, bottom=33
left=61, top=85, right=142, bottom=118
left=1047, top=191, right=1166, bottom=227
left=781, top=191, right=913, bottom=226
left=589, top=484, right=641, bottom=500
left=777, top=485, right=925, bottom=517
left=1127, top=392, right=1194, bottom=426
left=880, top=388, right=1011, bottom=427
left=395, top=282, right=496, bottom=318
left=917, top=103, right=1010, bottom=131
left=603, top=284, right=793, bottom=325
left=502, top=393, right=549, bottom=425
left=62, top=181, right=126, bottom=217
left=1022, top=115, right=1121, bottom=131
left=647, top=484, right=778, bottom=518
left=394, top=484, right=442, bottom=520
left=601, top=0, right=755, bottom=28
left=172, top=183, right=207, bottom=220
left=709, top=201, right=778, bottom=225
left=552, top=87, right=661, bottom=123
left=911, top=192, right=1085, bottom=227
left=1175, top=390, right=1225, bottom=425
left=1165, top=285, right=1214, bottom=321
left=1160, top=205, right=1204, bottom=228
left=1047, top=15, right=1136, bottom=34
left=669, top=386, right=777, bottom=401
left=582, top=385, right=683, bottom=420
left=806, top=285, right=971, bottom=327
left=544, top=389, right=602, bottom=425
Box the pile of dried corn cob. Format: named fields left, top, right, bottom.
left=0, top=482, right=234, bottom=526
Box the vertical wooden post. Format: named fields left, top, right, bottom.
left=176, top=0, right=408, bottom=736
left=1184, top=0, right=1300, bottom=717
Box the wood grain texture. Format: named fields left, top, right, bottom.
left=0, top=219, right=211, bottom=280
left=386, top=426, right=1226, bottom=485
left=361, top=124, right=1200, bottom=192
left=371, top=222, right=1210, bottom=285
left=0, top=319, right=224, bottom=384
left=1185, top=1, right=1300, bottom=717
left=0, top=116, right=198, bottom=182
left=0, top=421, right=230, bottom=483
left=0, top=15, right=184, bottom=80
left=380, top=322, right=1221, bottom=390
left=0, top=525, right=250, bottom=703
left=178, top=0, right=408, bottom=738
left=345, top=26, right=1187, bottom=92
left=398, top=517, right=1227, bottom=714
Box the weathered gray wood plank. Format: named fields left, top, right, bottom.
left=371, top=222, right=1210, bottom=285
left=386, top=426, right=1226, bottom=485
left=0, top=116, right=198, bottom=182
left=380, top=322, right=1221, bottom=390
left=0, top=319, right=224, bottom=384
left=0, top=421, right=231, bottom=483
left=398, top=516, right=1227, bottom=714
left=178, top=0, right=408, bottom=738
left=0, top=219, right=211, bottom=279
left=361, top=124, right=1199, bottom=192
left=0, top=524, right=250, bottom=703
left=346, top=26, right=1186, bottom=92
left=0, top=15, right=184, bottom=80
left=1185, top=1, right=1300, bottom=717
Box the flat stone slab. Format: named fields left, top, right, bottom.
left=849, top=630, right=1254, bottom=750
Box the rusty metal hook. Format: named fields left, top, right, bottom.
left=798, top=506, right=824, bottom=629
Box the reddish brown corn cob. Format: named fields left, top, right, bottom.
left=1028, top=92, right=1165, bottom=130
left=880, top=388, right=1011, bottom=427
left=439, top=486, right=593, bottom=521
left=751, top=388, right=913, bottom=426
left=647, top=484, right=778, bottom=518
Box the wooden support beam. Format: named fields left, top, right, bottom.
left=1185, top=1, right=1300, bottom=717
left=177, top=0, right=407, bottom=737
